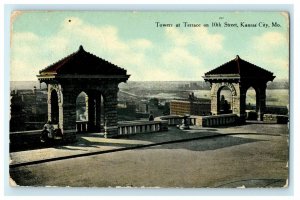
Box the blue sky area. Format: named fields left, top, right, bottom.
left=10, top=11, right=289, bottom=81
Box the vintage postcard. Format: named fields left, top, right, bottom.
left=9, top=11, right=289, bottom=188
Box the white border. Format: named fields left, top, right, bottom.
left=1, top=1, right=299, bottom=200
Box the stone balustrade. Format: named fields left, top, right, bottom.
left=11, top=119, right=168, bottom=136
left=198, top=114, right=238, bottom=127
left=117, top=120, right=168, bottom=135
left=156, top=115, right=197, bottom=126
left=76, top=121, right=89, bottom=133
left=10, top=119, right=169, bottom=149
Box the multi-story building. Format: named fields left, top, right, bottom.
left=170, top=93, right=211, bottom=116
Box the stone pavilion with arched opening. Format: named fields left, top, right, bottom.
left=203, top=55, right=275, bottom=122
left=37, top=45, right=130, bottom=139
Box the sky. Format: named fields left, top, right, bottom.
left=10, top=11, right=289, bottom=81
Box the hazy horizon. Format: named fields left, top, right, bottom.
left=10, top=78, right=289, bottom=83
left=10, top=79, right=289, bottom=91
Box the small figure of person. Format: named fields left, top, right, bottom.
left=149, top=114, right=154, bottom=121
left=40, top=120, right=54, bottom=143
left=179, top=115, right=190, bottom=130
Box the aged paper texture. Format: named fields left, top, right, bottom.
left=9, top=11, right=289, bottom=188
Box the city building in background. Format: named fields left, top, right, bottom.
left=170, top=93, right=211, bottom=116
left=10, top=87, right=48, bottom=131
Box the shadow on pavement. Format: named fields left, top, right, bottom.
left=148, top=133, right=262, bottom=152
left=62, top=128, right=266, bottom=153
left=11, top=124, right=280, bottom=153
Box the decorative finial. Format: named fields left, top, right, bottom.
left=79, top=45, right=84, bottom=51
left=235, top=55, right=240, bottom=60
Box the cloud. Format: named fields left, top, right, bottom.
left=10, top=17, right=154, bottom=81
left=264, top=57, right=289, bottom=69
left=248, top=31, right=289, bottom=78
left=163, top=48, right=201, bottom=67
left=165, top=27, right=224, bottom=52
left=11, top=16, right=219, bottom=81
left=161, top=47, right=204, bottom=79
left=192, top=28, right=224, bottom=52
left=165, top=28, right=189, bottom=46
left=10, top=60, right=36, bottom=80
left=252, top=32, right=287, bottom=52
left=10, top=14, right=290, bottom=81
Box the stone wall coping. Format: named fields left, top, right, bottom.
left=118, top=120, right=166, bottom=126
left=263, top=114, right=288, bottom=117
left=10, top=130, right=42, bottom=135
left=157, top=115, right=183, bottom=119
left=200, top=114, right=238, bottom=119
left=10, top=129, right=77, bottom=135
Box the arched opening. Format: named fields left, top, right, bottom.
left=50, top=90, right=59, bottom=124
left=76, top=91, right=88, bottom=132
left=76, top=91, right=88, bottom=121
left=217, top=86, right=233, bottom=114
left=246, top=87, right=257, bottom=110
left=246, top=86, right=258, bottom=120
left=75, top=92, right=105, bottom=133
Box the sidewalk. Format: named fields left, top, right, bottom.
left=10, top=123, right=285, bottom=167
left=9, top=126, right=221, bottom=166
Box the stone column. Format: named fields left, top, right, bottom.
left=210, top=83, right=218, bottom=115
left=211, top=95, right=218, bottom=115
left=257, top=85, right=267, bottom=121
left=62, top=103, right=76, bottom=130
left=103, top=89, right=118, bottom=138
left=95, top=95, right=101, bottom=131
left=62, top=91, right=76, bottom=131
left=231, top=83, right=240, bottom=116
left=47, top=89, right=52, bottom=122
left=85, top=94, right=89, bottom=121
left=48, top=84, right=56, bottom=122
left=61, top=90, right=77, bottom=142
left=88, top=96, right=96, bottom=131
left=238, top=86, right=247, bottom=123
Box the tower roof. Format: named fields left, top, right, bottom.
left=204, top=55, right=275, bottom=80
left=39, top=45, right=127, bottom=76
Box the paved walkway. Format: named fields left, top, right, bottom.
left=10, top=126, right=220, bottom=166
left=9, top=123, right=289, bottom=188
left=10, top=123, right=286, bottom=166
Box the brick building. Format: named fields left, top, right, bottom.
left=170, top=93, right=211, bottom=116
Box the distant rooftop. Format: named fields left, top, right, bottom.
left=171, top=98, right=211, bottom=104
